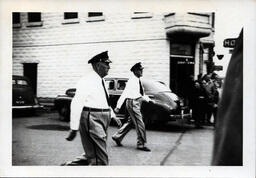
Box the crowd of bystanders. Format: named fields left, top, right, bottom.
left=188, top=72, right=222, bottom=128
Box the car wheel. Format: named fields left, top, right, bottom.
left=59, top=105, right=70, bottom=122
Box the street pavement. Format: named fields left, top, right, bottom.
left=12, top=110, right=214, bottom=166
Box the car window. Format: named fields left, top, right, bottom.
left=12, top=79, right=16, bottom=85
left=105, top=80, right=115, bottom=90
left=117, top=80, right=127, bottom=90
left=143, top=80, right=171, bottom=92
left=16, top=79, right=28, bottom=86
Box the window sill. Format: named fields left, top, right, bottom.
left=86, top=16, right=105, bottom=22
left=62, top=18, right=80, bottom=24
left=131, top=13, right=153, bottom=19
left=26, top=21, right=43, bottom=27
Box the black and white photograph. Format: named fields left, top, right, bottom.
left=0, top=0, right=255, bottom=177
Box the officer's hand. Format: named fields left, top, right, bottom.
left=113, top=117, right=122, bottom=128
left=114, top=108, right=120, bottom=113
left=66, top=130, right=77, bottom=141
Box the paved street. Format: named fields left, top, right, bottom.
left=12, top=110, right=214, bottom=166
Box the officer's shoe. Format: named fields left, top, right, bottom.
left=137, top=146, right=151, bottom=152
left=112, top=136, right=123, bottom=147
left=60, top=158, right=89, bottom=166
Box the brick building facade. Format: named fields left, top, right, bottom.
left=12, top=12, right=215, bottom=100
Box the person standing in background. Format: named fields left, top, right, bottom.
left=202, top=74, right=215, bottom=125
left=190, top=80, right=207, bottom=128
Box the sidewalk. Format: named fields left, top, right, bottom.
left=163, top=126, right=215, bottom=166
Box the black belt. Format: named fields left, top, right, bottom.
left=83, top=107, right=110, bottom=112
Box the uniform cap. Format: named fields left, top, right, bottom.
left=88, top=51, right=112, bottom=64
left=130, top=62, right=144, bottom=72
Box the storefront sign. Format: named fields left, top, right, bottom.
left=223, top=38, right=237, bottom=48
left=213, top=65, right=223, bottom=71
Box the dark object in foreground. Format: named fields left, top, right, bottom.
left=212, top=29, right=243, bottom=166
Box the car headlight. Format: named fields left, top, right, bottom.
left=179, top=98, right=184, bottom=107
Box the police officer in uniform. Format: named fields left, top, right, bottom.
left=112, top=62, right=152, bottom=152
left=65, top=51, right=121, bottom=165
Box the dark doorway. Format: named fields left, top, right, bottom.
left=170, top=57, right=194, bottom=98
left=23, top=63, right=38, bottom=95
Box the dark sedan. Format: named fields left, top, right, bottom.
left=12, top=75, right=43, bottom=112
left=54, top=78, right=191, bottom=126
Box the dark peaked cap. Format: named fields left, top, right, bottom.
left=130, top=62, right=144, bottom=71
left=88, top=51, right=112, bottom=64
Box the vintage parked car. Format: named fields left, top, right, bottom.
left=12, top=75, right=43, bottom=112
left=54, top=77, right=192, bottom=126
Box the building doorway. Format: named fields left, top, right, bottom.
left=170, top=56, right=194, bottom=98
left=23, top=63, right=38, bottom=95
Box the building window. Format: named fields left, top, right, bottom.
left=13, top=12, right=21, bottom=28
left=64, top=12, right=78, bottom=19
left=62, top=12, right=79, bottom=24
left=131, top=12, right=153, bottom=19
left=26, top=12, right=43, bottom=27
left=28, top=12, right=41, bottom=22
left=170, top=43, right=194, bottom=56
left=86, top=12, right=105, bottom=22
left=13, top=12, right=20, bottom=24
left=88, top=12, right=103, bottom=17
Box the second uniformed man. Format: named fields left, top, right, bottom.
left=112, top=62, right=152, bottom=152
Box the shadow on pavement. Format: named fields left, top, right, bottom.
left=27, top=124, right=69, bottom=131
left=147, top=122, right=194, bottom=133
left=12, top=111, right=38, bottom=118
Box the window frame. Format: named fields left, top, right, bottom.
left=26, top=12, right=43, bottom=27
left=117, top=80, right=127, bottom=91
left=86, top=12, right=105, bottom=22
left=131, top=12, right=153, bottom=19
left=62, top=12, right=80, bottom=24
left=105, top=79, right=115, bottom=90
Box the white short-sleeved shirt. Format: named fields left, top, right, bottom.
left=116, top=75, right=150, bottom=109
left=70, top=71, right=114, bottom=130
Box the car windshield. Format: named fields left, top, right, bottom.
left=117, top=80, right=127, bottom=90
left=143, top=80, right=171, bottom=92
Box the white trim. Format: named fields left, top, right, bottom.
left=170, top=54, right=194, bottom=58
left=21, top=60, right=40, bottom=64
left=86, top=15, right=105, bottom=22
left=12, top=105, right=43, bottom=109
left=55, top=96, right=72, bottom=100
left=62, top=18, right=80, bottom=24
left=26, top=21, right=43, bottom=27
left=131, top=12, right=153, bottom=19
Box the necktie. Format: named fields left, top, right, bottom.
left=139, top=79, right=144, bottom=96
left=102, top=79, right=111, bottom=106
